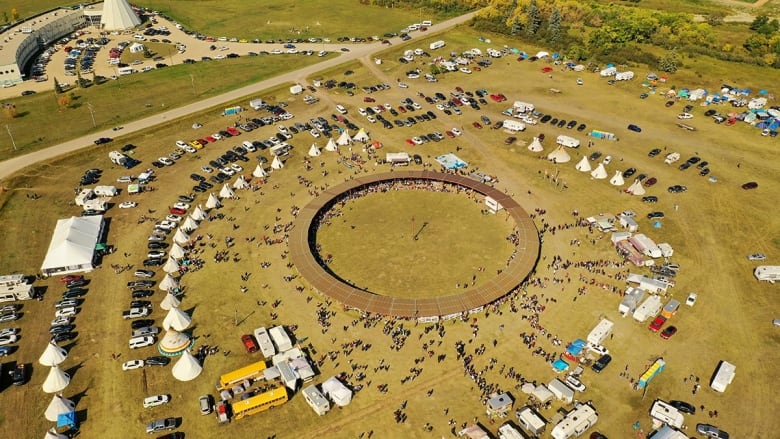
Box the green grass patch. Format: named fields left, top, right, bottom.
left=0, top=55, right=325, bottom=159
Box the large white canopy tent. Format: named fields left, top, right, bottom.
left=44, top=394, right=75, bottom=422
left=41, top=215, right=104, bottom=277
left=39, top=341, right=68, bottom=366
left=42, top=366, right=70, bottom=393
left=172, top=349, right=203, bottom=381
left=575, top=156, right=591, bottom=172
left=100, top=0, right=141, bottom=31
left=163, top=307, right=192, bottom=331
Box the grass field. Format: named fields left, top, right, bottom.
left=0, top=7, right=779, bottom=439
left=316, top=190, right=515, bottom=297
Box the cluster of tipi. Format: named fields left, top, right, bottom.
left=529, top=137, right=646, bottom=195
left=305, top=128, right=372, bottom=158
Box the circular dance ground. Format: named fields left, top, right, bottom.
left=289, top=171, right=540, bottom=318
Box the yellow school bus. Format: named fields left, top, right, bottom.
left=231, top=385, right=288, bottom=420
left=215, top=360, right=267, bottom=391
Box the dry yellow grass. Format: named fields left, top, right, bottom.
left=0, top=26, right=778, bottom=439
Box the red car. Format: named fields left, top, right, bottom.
left=363, top=97, right=375, bottom=103
left=205, top=135, right=217, bottom=143
left=397, top=106, right=407, bottom=113
left=455, top=86, right=464, bottom=93
left=169, top=207, right=186, bottom=215
left=405, top=138, right=415, bottom=146
left=472, top=121, right=483, bottom=129
left=241, top=334, right=258, bottom=353
left=445, top=131, right=455, bottom=138
left=660, top=325, right=677, bottom=339
left=644, top=177, right=657, bottom=187
left=59, top=275, right=84, bottom=284
left=226, top=127, right=241, bottom=136
left=648, top=316, right=667, bottom=332
left=197, top=138, right=210, bottom=145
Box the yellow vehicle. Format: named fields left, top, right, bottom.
left=215, top=360, right=267, bottom=391
left=231, top=385, right=288, bottom=420
left=189, top=140, right=203, bottom=150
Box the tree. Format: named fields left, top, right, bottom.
left=548, top=8, right=562, bottom=43
left=53, top=77, right=63, bottom=94
left=10, top=8, right=17, bottom=21
left=658, top=49, right=679, bottom=73
left=2, top=103, right=16, bottom=119
left=526, top=0, right=541, bottom=36
left=751, top=15, right=769, bottom=32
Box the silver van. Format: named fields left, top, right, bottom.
left=129, top=335, right=155, bottom=349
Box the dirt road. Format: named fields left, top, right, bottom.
left=0, top=11, right=477, bottom=182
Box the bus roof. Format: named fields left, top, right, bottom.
left=217, top=360, right=267, bottom=389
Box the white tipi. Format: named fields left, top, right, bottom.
left=308, top=143, right=321, bottom=157
left=353, top=128, right=370, bottom=143
left=336, top=130, right=352, bottom=146
left=232, top=175, right=249, bottom=189
left=547, top=146, right=571, bottom=163
left=172, top=349, right=203, bottom=382
left=44, top=428, right=69, bottom=439
left=205, top=193, right=221, bottom=209
left=159, top=329, right=192, bottom=355
left=169, top=242, right=186, bottom=259
left=100, top=0, right=141, bottom=31
left=173, top=229, right=190, bottom=245
left=591, top=163, right=608, bottom=179
left=252, top=164, right=269, bottom=178
left=324, top=138, right=338, bottom=152
left=610, top=170, right=625, bottom=186
left=42, top=366, right=70, bottom=393
left=527, top=137, right=543, bottom=152
left=45, top=394, right=75, bottom=422
left=627, top=179, right=646, bottom=195
left=162, top=257, right=180, bottom=274
left=160, top=292, right=181, bottom=311
left=191, top=205, right=207, bottom=221
left=271, top=155, right=285, bottom=170
left=159, top=273, right=179, bottom=292
left=219, top=184, right=235, bottom=199
left=163, top=307, right=192, bottom=331
left=39, top=341, right=68, bottom=366
left=575, top=156, right=591, bottom=172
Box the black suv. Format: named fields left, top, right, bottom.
left=592, top=354, right=612, bottom=373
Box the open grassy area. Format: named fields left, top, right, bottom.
left=0, top=54, right=326, bottom=160
left=316, top=190, right=515, bottom=297
left=0, top=11, right=779, bottom=439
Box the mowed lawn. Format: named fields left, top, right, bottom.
left=0, top=21, right=779, bottom=439
left=316, top=190, right=515, bottom=297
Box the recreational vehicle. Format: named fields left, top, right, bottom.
left=269, top=325, right=293, bottom=352
left=516, top=406, right=546, bottom=436
left=429, top=40, right=446, bottom=50
left=650, top=400, right=684, bottom=428
left=633, top=295, right=663, bottom=323
left=386, top=152, right=411, bottom=166
left=550, top=403, right=598, bottom=439
left=754, top=266, right=780, bottom=283
left=253, top=327, right=276, bottom=359
left=502, top=119, right=526, bottom=132
left=556, top=135, right=580, bottom=148
left=710, top=360, right=736, bottom=392
left=302, top=385, right=330, bottom=416
left=586, top=319, right=614, bottom=346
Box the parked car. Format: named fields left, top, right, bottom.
left=11, top=364, right=26, bottom=385
left=0, top=334, right=19, bottom=345
left=591, top=354, right=612, bottom=373
left=145, top=417, right=177, bottom=434
left=649, top=316, right=667, bottom=332
left=143, top=394, right=171, bottom=408
left=748, top=253, right=767, bottom=261
left=129, top=335, right=156, bottom=349
left=52, top=332, right=78, bottom=343
left=0, top=346, right=14, bottom=356
left=55, top=307, right=78, bottom=318
left=741, top=181, right=758, bottom=190
left=669, top=400, right=695, bottom=414
left=65, top=279, right=87, bottom=289
left=50, top=324, right=76, bottom=335
left=145, top=356, right=171, bottom=366
left=565, top=374, right=586, bottom=392
left=686, top=292, right=697, bottom=307
left=123, top=307, right=151, bottom=320
left=696, top=424, right=729, bottom=439
left=119, top=201, right=138, bottom=209
left=122, top=359, right=145, bottom=370
left=642, top=196, right=658, bottom=203
left=627, top=124, right=642, bottom=132
left=0, top=313, right=20, bottom=323
left=134, top=270, right=155, bottom=278
left=59, top=275, right=83, bottom=284
left=648, top=148, right=661, bottom=157
left=241, top=334, right=259, bottom=353
left=199, top=394, right=214, bottom=415
left=660, top=325, right=677, bottom=339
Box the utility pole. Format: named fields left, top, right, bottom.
left=5, top=124, right=17, bottom=150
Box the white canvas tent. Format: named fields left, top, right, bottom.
left=42, top=366, right=70, bottom=393
left=191, top=205, right=207, bottom=221
left=39, top=341, right=68, bottom=366
left=353, top=128, right=370, bottom=143
left=160, top=292, right=181, bottom=311
left=45, top=394, right=75, bottom=422
left=324, top=138, right=338, bottom=152
left=100, top=0, right=141, bottom=31
left=531, top=384, right=553, bottom=403
left=271, top=155, right=285, bottom=170
left=610, top=170, right=625, bottom=186
left=44, top=428, right=69, bottom=439
left=162, top=257, right=180, bottom=274
left=181, top=216, right=198, bottom=233
left=252, top=165, right=269, bottom=178
left=163, top=306, right=191, bottom=331
left=159, top=329, right=192, bottom=355
left=547, top=146, right=571, bottom=163
left=205, top=193, right=221, bottom=209
left=575, top=156, right=591, bottom=172
left=169, top=243, right=185, bottom=259
left=626, top=180, right=646, bottom=195
left=591, top=163, right=608, bottom=179
left=232, top=175, right=249, bottom=189
left=173, top=229, right=190, bottom=245
left=308, top=143, right=321, bottom=157
left=41, top=215, right=103, bottom=277
left=336, top=130, right=352, bottom=146
left=322, top=376, right=353, bottom=407
left=172, top=349, right=203, bottom=381
left=219, top=184, right=235, bottom=199
left=528, top=137, right=544, bottom=152
left=158, top=273, right=179, bottom=292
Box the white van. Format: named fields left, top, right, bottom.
left=336, top=105, right=347, bottom=115
left=422, top=20, right=432, bottom=27
left=129, top=335, right=155, bottom=349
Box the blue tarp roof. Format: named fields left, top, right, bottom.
left=552, top=359, right=569, bottom=372
left=57, top=411, right=77, bottom=428
left=566, top=339, right=586, bottom=355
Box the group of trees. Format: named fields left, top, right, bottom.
left=471, top=0, right=779, bottom=69
left=1, top=8, right=19, bottom=24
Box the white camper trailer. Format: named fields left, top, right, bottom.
left=503, top=119, right=526, bottom=132
left=550, top=403, right=598, bottom=439
left=548, top=378, right=574, bottom=403
left=109, top=151, right=129, bottom=166
left=253, top=327, right=276, bottom=359
left=556, top=135, right=580, bottom=148
left=650, top=400, right=684, bottom=429
left=516, top=406, right=546, bottom=436
left=710, top=360, right=736, bottom=392
left=754, top=266, right=780, bottom=283
left=386, top=152, right=411, bottom=166
left=429, top=40, right=446, bottom=50
left=512, top=101, right=534, bottom=113
left=619, top=287, right=645, bottom=316
left=75, top=188, right=96, bottom=206
left=599, top=67, right=617, bottom=77
left=269, top=325, right=293, bottom=352
left=629, top=234, right=663, bottom=258
left=586, top=319, right=614, bottom=346
left=633, top=295, right=663, bottom=322
left=303, top=385, right=330, bottom=415
left=93, top=185, right=118, bottom=197
left=615, top=71, right=635, bottom=81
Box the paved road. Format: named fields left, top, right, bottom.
left=0, top=12, right=477, bottom=182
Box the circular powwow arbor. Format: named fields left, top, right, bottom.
left=289, top=170, right=540, bottom=318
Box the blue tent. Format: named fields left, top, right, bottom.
left=606, top=63, right=615, bottom=68
left=566, top=339, right=586, bottom=355
left=652, top=221, right=662, bottom=228
left=57, top=411, right=77, bottom=429
left=552, top=53, right=560, bottom=59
